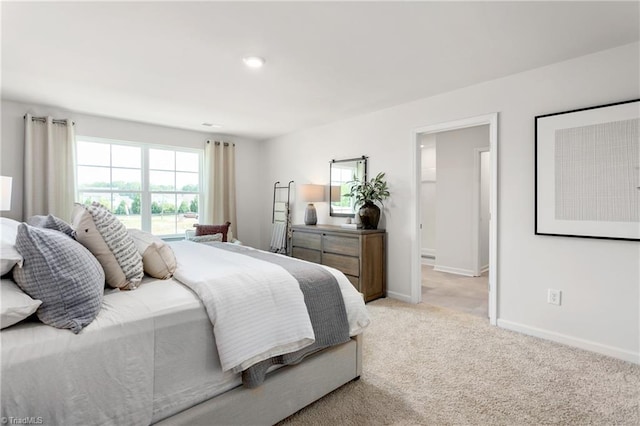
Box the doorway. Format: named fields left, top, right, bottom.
left=410, top=113, right=498, bottom=325
left=419, top=128, right=490, bottom=318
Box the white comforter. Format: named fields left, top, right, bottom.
left=172, top=241, right=314, bottom=372
left=170, top=241, right=370, bottom=373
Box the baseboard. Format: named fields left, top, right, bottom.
left=480, top=264, right=489, bottom=274
left=386, top=291, right=412, bottom=303
left=497, top=319, right=639, bottom=365
left=421, top=248, right=436, bottom=257
left=421, top=256, right=435, bottom=266
left=433, top=265, right=475, bottom=277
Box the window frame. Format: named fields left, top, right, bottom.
left=75, top=135, right=204, bottom=238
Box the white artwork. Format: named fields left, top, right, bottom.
left=554, top=118, right=639, bottom=222
left=536, top=99, right=640, bottom=240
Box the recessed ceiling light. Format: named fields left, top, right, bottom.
left=420, top=144, right=425, bottom=148
left=243, top=56, right=265, bottom=69
left=202, top=122, right=222, bottom=128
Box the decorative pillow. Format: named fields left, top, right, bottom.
left=190, top=233, right=224, bottom=243
left=71, top=203, right=144, bottom=290
left=27, top=214, right=75, bottom=238
left=12, top=224, right=104, bottom=334
left=194, top=222, right=231, bottom=242
left=1, top=217, right=23, bottom=276
left=1, top=278, right=42, bottom=329
left=128, top=229, right=177, bottom=279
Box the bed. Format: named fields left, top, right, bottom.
left=1, top=236, right=370, bottom=425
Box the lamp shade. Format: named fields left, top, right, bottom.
left=299, top=184, right=325, bottom=203
left=0, top=176, right=12, bottom=211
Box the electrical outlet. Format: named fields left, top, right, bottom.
left=547, top=289, right=561, bottom=306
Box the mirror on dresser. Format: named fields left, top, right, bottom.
left=329, top=156, right=367, bottom=217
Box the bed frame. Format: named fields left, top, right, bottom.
left=156, top=334, right=362, bottom=425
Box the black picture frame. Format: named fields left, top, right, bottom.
left=534, top=99, right=640, bottom=241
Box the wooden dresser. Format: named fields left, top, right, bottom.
left=290, top=224, right=386, bottom=302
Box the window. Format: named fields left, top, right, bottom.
left=76, top=137, right=202, bottom=237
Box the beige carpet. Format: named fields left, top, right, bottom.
left=280, top=298, right=639, bottom=425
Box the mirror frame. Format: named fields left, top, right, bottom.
left=329, top=156, right=368, bottom=217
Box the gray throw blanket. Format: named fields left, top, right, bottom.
left=207, top=243, right=350, bottom=388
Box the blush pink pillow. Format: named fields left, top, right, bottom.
left=193, top=222, right=231, bottom=242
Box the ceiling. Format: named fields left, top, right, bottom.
left=2, top=2, right=638, bottom=141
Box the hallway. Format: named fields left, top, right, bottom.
left=421, top=265, right=488, bottom=318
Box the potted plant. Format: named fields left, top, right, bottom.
left=346, top=172, right=390, bottom=229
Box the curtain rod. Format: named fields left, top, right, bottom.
left=23, top=115, right=75, bottom=126
left=206, top=140, right=235, bottom=146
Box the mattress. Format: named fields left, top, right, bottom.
left=1, top=277, right=240, bottom=425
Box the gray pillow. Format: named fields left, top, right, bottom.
left=27, top=214, right=76, bottom=238
left=12, top=224, right=105, bottom=333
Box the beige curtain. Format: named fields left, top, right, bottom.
left=24, top=114, right=76, bottom=221
left=203, top=140, right=237, bottom=238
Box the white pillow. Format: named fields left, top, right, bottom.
left=128, top=229, right=177, bottom=279
left=1, top=278, right=42, bottom=329
left=1, top=217, right=24, bottom=276
left=72, top=203, right=143, bottom=290
left=190, top=233, right=224, bottom=243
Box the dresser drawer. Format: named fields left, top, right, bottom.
left=322, top=253, right=359, bottom=277
left=292, top=231, right=322, bottom=250
left=292, top=247, right=322, bottom=264
left=323, top=235, right=359, bottom=257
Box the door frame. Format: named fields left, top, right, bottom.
left=410, top=113, right=499, bottom=325
left=472, top=147, right=491, bottom=277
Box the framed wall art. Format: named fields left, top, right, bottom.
left=535, top=99, right=639, bottom=241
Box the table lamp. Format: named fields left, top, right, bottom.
left=0, top=176, right=12, bottom=211
left=299, top=184, right=325, bottom=226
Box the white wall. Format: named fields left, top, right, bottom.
left=434, top=125, right=489, bottom=276
left=261, top=42, right=640, bottom=361
left=420, top=134, right=436, bottom=257
left=0, top=100, right=264, bottom=248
